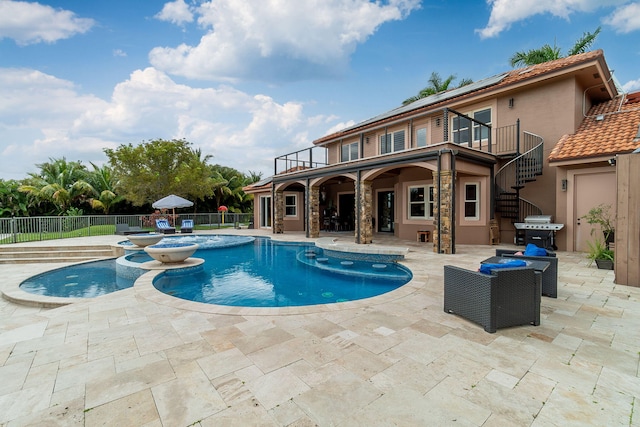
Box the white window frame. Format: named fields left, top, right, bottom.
left=259, top=195, right=271, bottom=228
left=284, top=194, right=297, bottom=217
left=341, top=141, right=359, bottom=162
left=408, top=184, right=434, bottom=219
left=452, top=108, right=491, bottom=147
left=416, top=127, right=427, bottom=148
left=380, top=130, right=405, bottom=154
left=472, top=108, right=491, bottom=144
left=463, top=182, right=480, bottom=220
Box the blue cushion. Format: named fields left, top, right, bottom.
left=524, top=244, right=547, bottom=256
left=479, top=259, right=527, bottom=275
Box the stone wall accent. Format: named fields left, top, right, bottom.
left=357, top=180, right=373, bottom=244
left=309, top=186, right=320, bottom=238
left=432, top=170, right=454, bottom=253
left=274, top=190, right=284, bottom=234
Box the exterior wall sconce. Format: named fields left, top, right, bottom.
left=608, top=157, right=617, bottom=166
left=561, top=179, right=567, bottom=191
left=508, top=98, right=514, bottom=108
left=436, top=118, right=441, bottom=127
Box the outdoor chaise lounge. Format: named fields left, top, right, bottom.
left=180, top=219, right=194, bottom=234
left=444, top=265, right=541, bottom=333
left=155, top=219, right=176, bottom=234
left=495, top=248, right=558, bottom=298
left=115, top=223, right=145, bottom=235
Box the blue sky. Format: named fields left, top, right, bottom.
left=1, top=0, right=639, bottom=180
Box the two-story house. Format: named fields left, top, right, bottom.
left=245, top=50, right=636, bottom=255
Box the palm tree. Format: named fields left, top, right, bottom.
left=18, top=157, right=95, bottom=215
left=87, top=163, right=124, bottom=214
left=510, top=27, right=601, bottom=68
left=403, top=72, right=473, bottom=105
left=0, top=179, right=34, bottom=217
left=247, top=170, right=263, bottom=184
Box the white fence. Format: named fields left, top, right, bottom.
left=0, top=212, right=253, bottom=244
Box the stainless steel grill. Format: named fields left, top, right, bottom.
left=514, top=215, right=564, bottom=249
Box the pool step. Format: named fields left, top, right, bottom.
left=0, top=245, right=118, bottom=263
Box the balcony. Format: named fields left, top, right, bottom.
left=274, top=109, right=530, bottom=176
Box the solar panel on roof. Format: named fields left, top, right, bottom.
left=337, top=72, right=509, bottom=134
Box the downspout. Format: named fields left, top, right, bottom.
left=409, top=118, right=414, bottom=148
left=305, top=178, right=310, bottom=238
left=271, top=184, right=275, bottom=234
left=437, top=150, right=442, bottom=253
left=356, top=169, right=361, bottom=243
left=451, top=151, right=456, bottom=255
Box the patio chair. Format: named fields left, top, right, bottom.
left=444, top=265, right=541, bottom=333
left=496, top=248, right=558, bottom=298
left=180, top=219, right=194, bottom=234
left=155, top=219, right=176, bottom=234
left=115, top=223, right=145, bottom=235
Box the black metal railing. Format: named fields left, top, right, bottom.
left=494, top=126, right=544, bottom=221
left=274, top=146, right=328, bottom=175
left=0, top=212, right=254, bottom=244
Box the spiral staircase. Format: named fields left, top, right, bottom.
left=494, top=129, right=545, bottom=224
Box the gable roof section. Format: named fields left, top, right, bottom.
left=313, top=50, right=611, bottom=145
left=549, top=91, right=640, bottom=163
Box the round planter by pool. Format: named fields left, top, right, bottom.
left=144, top=243, right=199, bottom=263
left=126, top=233, right=164, bottom=247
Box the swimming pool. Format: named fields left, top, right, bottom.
left=19, top=259, right=142, bottom=298
left=20, top=236, right=412, bottom=307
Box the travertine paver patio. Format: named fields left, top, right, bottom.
left=1, top=230, right=639, bottom=426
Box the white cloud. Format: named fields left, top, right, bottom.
left=113, top=49, right=127, bottom=57
left=622, top=78, right=640, bottom=92
left=324, top=121, right=356, bottom=136
left=0, top=0, right=94, bottom=45
left=476, top=0, right=625, bottom=39
left=0, top=67, right=339, bottom=180
left=603, top=2, right=640, bottom=33
left=149, top=0, right=421, bottom=82
left=155, top=0, right=194, bottom=26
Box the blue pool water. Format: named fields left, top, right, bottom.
left=19, top=259, right=142, bottom=298
left=20, top=236, right=412, bottom=307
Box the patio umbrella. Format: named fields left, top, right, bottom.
left=152, top=194, right=194, bottom=219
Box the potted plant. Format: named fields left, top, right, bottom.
left=586, top=238, right=614, bottom=270
left=582, top=203, right=615, bottom=248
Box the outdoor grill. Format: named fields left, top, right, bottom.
left=514, top=215, right=564, bottom=250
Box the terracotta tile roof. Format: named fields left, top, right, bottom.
left=549, top=91, right=640, bottom=162
left=314, top=50, right=609, bottom=145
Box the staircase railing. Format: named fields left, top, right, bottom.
left=494, top=126, right=544, bottom=222
left=519, top=197, right=543, bottom=222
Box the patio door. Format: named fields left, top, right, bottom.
left=260, top=196, right=272, bottom=228
left=377, top=191, right=394, bottom=232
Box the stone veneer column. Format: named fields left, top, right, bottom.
left=273, top=190, right=284, bottom=234
left=309, top=186, right=320, bottom=238
left=356, top=180, right=373, bottom=244
left=432, top=170, right=454, bottom=254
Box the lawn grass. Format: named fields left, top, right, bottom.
left=0, top=222, right=249, bottom=244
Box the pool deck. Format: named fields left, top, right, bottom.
left=1, top=229, right=639, bottom=426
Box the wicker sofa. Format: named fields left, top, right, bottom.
left=444, top=265, right=541, bottom=333
left=495, top=249, right=558, bottom=298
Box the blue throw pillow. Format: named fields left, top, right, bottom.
left=479, top=259, right=527, bottom=274
left=524, top=243, right=547, bottom=256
